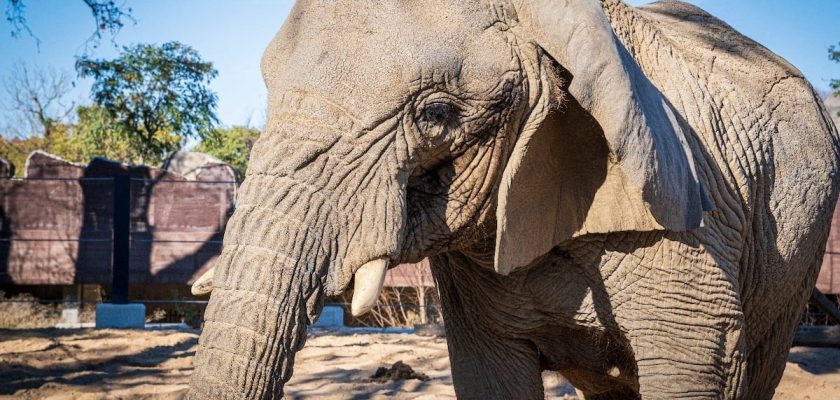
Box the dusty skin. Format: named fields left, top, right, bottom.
left=0, top=329, right=837, bottom=399
left=190, top=0, right=840, bottom=396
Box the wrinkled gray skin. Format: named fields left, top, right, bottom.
left=188, top=0, right=840, bottom=399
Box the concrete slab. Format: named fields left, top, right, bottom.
left=55, top=323, right=95, bottom=329
left=95, top=303, right=146, bottom=329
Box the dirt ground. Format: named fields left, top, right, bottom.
left=0, top=328, right=838, bottom=399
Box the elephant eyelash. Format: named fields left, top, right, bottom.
left=417, top=101, right=461, bottom=126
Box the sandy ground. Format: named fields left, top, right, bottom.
left=0, top=328, right=838, bottom=399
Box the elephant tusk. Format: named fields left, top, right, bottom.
left=350, top=258, right=389, bottom=317
left=191, top=266, right=215, bottom=296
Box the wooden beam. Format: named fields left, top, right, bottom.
left=794, top=326, right=840, bottom=348
left=111, top=175, right=131, bottom=304
left=810, top=287, right=840, bottom=325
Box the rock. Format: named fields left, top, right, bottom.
left=162, top=151, right=237, bottom=182
left=24, top=151, right=85, bottom=179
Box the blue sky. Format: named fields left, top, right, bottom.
left=1, top=1, right=838, bottom=129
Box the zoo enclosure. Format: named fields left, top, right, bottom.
left=0, top=151, right=237, bottom=326
left=0, top=176, right=232, bottom=288
left=0, top=152, right=438, bottom=327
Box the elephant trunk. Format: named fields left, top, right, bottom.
left=189, top=94, right=407, bottom=398
left=188, top=174, right=331, bottom=399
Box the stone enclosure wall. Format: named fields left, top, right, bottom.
left=820, top=95, right=840, bottom=294
left=0, top=151, right=235, bottom=285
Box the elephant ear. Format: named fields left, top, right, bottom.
left=494, top=0, right=712, bottom=275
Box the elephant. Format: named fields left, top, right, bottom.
left=187, top=0, right=840, bottom=399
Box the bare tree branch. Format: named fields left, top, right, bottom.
left=4, top=0, right=39, bottom=46
left=1, top=62, right=75, bottom=139
left=4, top=0, right=135, bottom=51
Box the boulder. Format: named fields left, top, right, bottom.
left=24, top=151, right=85, bottom=179
left=162, top=151, right=237, bottom=182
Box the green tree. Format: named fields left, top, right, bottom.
left=76, top=41, right=219, bottom=165
left=0, top=122, right=88, bottom=176
left=832, top=44, right=839, bottom=96
left=0, top=134, right=44, bottom=177
left=0, top=106, right=144, bottom=176
left=194, top=126, right=260, bottom=179
left=71, top=105, right=139, bottom=163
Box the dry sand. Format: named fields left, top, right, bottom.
left=0, top=328, right=837, bottom=399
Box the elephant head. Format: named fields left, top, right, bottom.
left=188, top=0, right=709, bottom=397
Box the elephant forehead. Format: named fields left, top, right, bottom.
left=261, top=0, right=519, bottom=125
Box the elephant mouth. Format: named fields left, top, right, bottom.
left=192, top=256, right=391, bottom=316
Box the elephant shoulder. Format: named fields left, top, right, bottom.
left=630, top=1, right=836, bottom=145
left=630, top=1, right=803, bottom=85
left=610, top=1, right=840, bottom=224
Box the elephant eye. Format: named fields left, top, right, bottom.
left=418, top=102, right=459, bottom=127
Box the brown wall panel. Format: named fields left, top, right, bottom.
left=0, top=177, right=234, bottom=285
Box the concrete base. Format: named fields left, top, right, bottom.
left=55, top=306, right=81, bottom=328
left=313, top=306, right=344, bottom=328
left=62, top=307, right=80, bottom=323
left=95, top=303, right=146, bottom=329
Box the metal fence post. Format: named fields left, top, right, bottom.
left=112, top=175, right=130, bottom=304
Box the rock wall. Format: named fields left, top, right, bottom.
left=0, top=151, right=235, bottom=285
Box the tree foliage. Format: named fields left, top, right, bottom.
left=0, top=105, right=144, bottom=176
left=76, top=41, right=219, bottom=164
left=194, top=126, right=260, bottom=178
left=0, top=62, right=140, bottom=172
left=5, top=0, right=134, bottom=49
left=73, top=105, right=139, bottom=163
left=0, top=43, right=220, bottom=171
left=0, top=122, right=92, bottom=177
left=0, top=134, right=44, bottom=177
left=831, top=43, right=840, bottom=94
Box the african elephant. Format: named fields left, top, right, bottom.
left=187, top=0, right=840, bottom=398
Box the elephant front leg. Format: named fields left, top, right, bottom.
left=628, top=321, right=746, bottom=400
left=609, top=235, right=748, bottom=399
left=430, top=254, right=544, bottom=400
left=444, top=318, right=544, bottom=400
